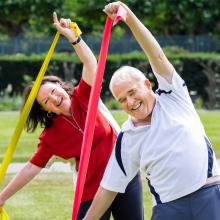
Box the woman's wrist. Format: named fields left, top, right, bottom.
left=71, top=36, right=82, bottom=46
left=0, top=195, right=5, bottom=207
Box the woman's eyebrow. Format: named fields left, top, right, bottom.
left=42, top=88, right=55, bottom=104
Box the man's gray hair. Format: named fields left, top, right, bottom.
left=109, top=66, right=147, bottom=96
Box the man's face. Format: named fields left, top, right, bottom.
left=113, top=78, right=156, bottom=124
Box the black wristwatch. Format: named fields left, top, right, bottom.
left=71, top=36, right=82, bottom=45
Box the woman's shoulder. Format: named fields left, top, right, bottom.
left=39, top=116, right=63, bottom=139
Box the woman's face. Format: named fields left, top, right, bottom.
left=36, top=82, right=71, bottom=116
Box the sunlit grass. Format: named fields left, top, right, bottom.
left=1, top=173, right=73, bottom=220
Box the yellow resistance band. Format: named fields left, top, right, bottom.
left=0, top=22, right=81, bottom=185
left=70, top=22, right=82, bottom=37
left=0, top=207, right=10, bottom=220
left=0, top=31, right=60, bottom=184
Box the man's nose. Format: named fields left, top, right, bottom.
left=127, top=96, right=134, bottom=106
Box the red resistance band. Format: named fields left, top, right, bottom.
left=72, top=6, right=127, bottom=220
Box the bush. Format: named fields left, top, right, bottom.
left=105, top=98, right=121, bottom=110
left=194, top=97, right=204, bottom=109
left=0, top=52, right=220, bottom=109
left=0, top=95, right=22, bottom=111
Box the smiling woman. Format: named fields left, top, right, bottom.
left=37, top=81, right=71, bottom=112
left=21, top=75, right=73, bottom=132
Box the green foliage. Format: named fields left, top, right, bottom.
left=60, top=0, right=81, bottom=22
left=0, top=95, right=21, bottom=111
left=0, top=53, right=80, bottom=97
left=105, top=98, right=121, bottom=110
left=135, top=0, right=220, bottom=35
left=1, top=0, right=220, bottom=37
left=63, top=0, right=220, bottom=36
left=194, top=97, right=204, bottom=109
left=69, top=0, right=109, bottom=35
left=0, top=0, right=63, bottom=36
left=163, top=46, right=190, bottom=55
left=0, top=52, right=220, bottom=109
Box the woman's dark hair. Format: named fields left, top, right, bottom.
left=21, top=75, right=74, bottom=133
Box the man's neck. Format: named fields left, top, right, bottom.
left=131, top=116, right=151, bottom=127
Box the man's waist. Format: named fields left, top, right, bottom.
left=205, top=175, right=220, bottom=185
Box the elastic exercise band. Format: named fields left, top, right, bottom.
left=0, top=32, right=60, bottom=184
left=0, top=207, right=10, bottom=220
left=71, top=6, right=127, bottom=219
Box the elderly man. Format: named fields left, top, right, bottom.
left=84, top=1, right=220, bottom=220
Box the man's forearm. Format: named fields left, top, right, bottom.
left=125, top=8, right=161, bottom=60
left=124, top=4, right=174, bottom=80
left=84, top=186, right=118, bottom=220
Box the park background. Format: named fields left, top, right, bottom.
left=0, top=0, right=220, bottom=219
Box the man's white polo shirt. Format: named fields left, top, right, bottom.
left=101, top=71, right=220, bottom=205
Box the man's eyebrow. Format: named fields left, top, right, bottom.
left=128, top=89, right=134, bottom=93
left=118, top=97, right=124, bottom=102
left=118, top=89, right=135, bottom=102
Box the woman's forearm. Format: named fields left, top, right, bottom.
left=72, top=38, right=97, bottom=85
left=73, top=38, right=97, bottom=69
left=0, top=162, right=42, bottom=206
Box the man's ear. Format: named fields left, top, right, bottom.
left=144, top=79, right=152, bottom=89
left=56, top=82, right=62, bottom=87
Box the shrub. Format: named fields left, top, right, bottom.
left=194, top=97, right=204, bottom=109
left=0, top=52, right=220, bottom=109
left=105, top=98, right=121, bottom=110
left=0, top=95, right=22, bottom=111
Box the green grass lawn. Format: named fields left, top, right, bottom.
left=2, top=173, right=74, bottom=220
left=1, top=173, right=152, bottom=220
left=0, top=110, right=220, bottom=219
left=198, top=110, right=220, bottom=156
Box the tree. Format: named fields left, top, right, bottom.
left=135, top=0, right=220, bottom=35
left=0, top=0, right=63, bottom=36
left=71, top=0, right=220, bottom=35
left=1, top=0, right=220, bottom=37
